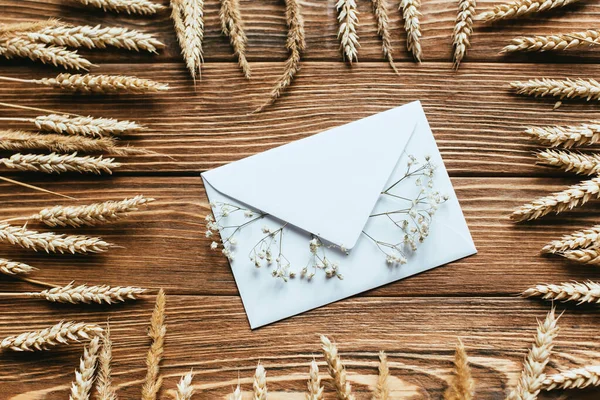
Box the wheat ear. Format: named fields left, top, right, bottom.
left=560, top=247, right=600, bottom=264
left=0, top=258, right=37, bottom=276
left=306, top=359, right=324, bottom=400
left=444, top=339, right=475, bottom=400
left=142, top=289, right=166, bottom=400
left=220, top=0, right=251, bottom=78
left=0, top=321, right=103, bottom=352
left=511, top=78, right=600, bottom=102
left=0, top=19, right=61, bottom=36
left=25, top=24, right=165, bottom=53
left=27, top=282, right=146, bottom=305
left=0, top=223, right=111, bottom=254
left=502, top=30, right=600, bottom=53
left=372, top=0, right=398, bottom=74
left=0, top=37, right=92, bottom=70
left=542, top=365, right=600, bottom=390
left=337, top=0, right=359, bottom=63
left=0, top=153, right=120, bottom=175
left=69, top=336, right=100, bottom=400
left=29, top=195, right=154, bottom=228
left=523, top=281, right=600, bottom=304
left=320, top=335, right=355, bottom=400
left=543, top=224, right=600, bottom=253
left=33, top=114, right=145, bottom=137
left=372, top=351, right=390, bottom=400
left=96, top=325, right=117, bottom=400
left=400, top=0, right=422, bottom=62
left=253, top=363, right=268, bottom=400
left=510, top=176, right=600, bottom=222
left=176, top=370, right=195, bottom=400
left=230, top=385, right=242, bottom=400
left=453, top=0, right=475, bottom=68
left=255, top=0, right=305, bottom=112
left=506, top=308, right=560, bottom=400
left=525, top=122, right=600, bottom=148
left=71, top=0, right=165, bottom=15
left=171, top=0, right=205, bottom=82
left=0, top=129, right=145, bottom=156
left=477, top=0, right=582, bottom=23
left=537, top=149, right=600, bottom=175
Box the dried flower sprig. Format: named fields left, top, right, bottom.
left=506, top=307, right=559, bottom=400
left=71, top=0, right=166, bottom=15
left=69, top=336, right=100, bottom=400
left=0, top=321, right=103, bottom=352
left=337, top=0, right=359, bottom=63
left=537, top=149, right=600, bottom=175
left=477, top=0, right=582, bottom=23
left=511, top=78, right=600, bottom=104
left=0, top=37, right=92, bottom=70
left=0, top=258, right=37, bottom=276
left=142, top=289, right=166, bottom=400
left=249, top=224, right=295, bottom=281
left=373, top=351, right=390, bottom=400
left=220, top=0, right=251, bottom=78
left=255, top=0, right=305, bottom=112
left=400, top=0, right=422, bottom=62
left=522, top=281, right=600, bottom=304
left=525, top=122, right=600, bottom=148
left=452, top=0, right=475, bottom=68
left=560, top=247, right=600, bottom=264
left=0, top=73, right=169, bottom=94
left=26, top=282, right=147, bottom=305
left=306, top=359, right=324, bottom=400
left=0, top=153, right=121, bottom=175
left=444, top=339, right=475, bottom=400
left=320, top=335, right=355, bottom=400
left=542, top=365, right=600, bottom=390
left=176, top=370, right=195, bottom=400
left=511, top=177, right=600, bottom=222
left=253, top=363, right=268, bottom=400
left=502, top=30, right=600, bottom=53
left=96, top=326, right=117, bottom=400
left=171, top=0, right=205, bottom=82
left=303, top=236, right=343, bottom=280
left=542, top=224, right=600, bottom=254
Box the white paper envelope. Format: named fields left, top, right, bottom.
left=202, top=101, right=477, bottom=328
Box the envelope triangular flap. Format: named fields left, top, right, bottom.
left=202, top=101, right=422, bottom=249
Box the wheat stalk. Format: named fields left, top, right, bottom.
left=27, top=282, right=147, bottom=305
left=255, top=0, right=305, bottom=112
left=510, top=176, right=600, bottom=222
left=33, top=113, right=144, bottom=137
left=522, top=281, right=600, bottom=304
left=253, top=363, right=268, bottom=400
left=69, top=336, right=100, bottom=400
left=0, top=223, right=111, bottom=254
left=502, top=30, right=600, bottom=53
left=561, top=247, right=600, bottom=264
left=29, top=195, right=154, bottom=228
left=400, top=0, right=422, bottom=62
left=320, top=335, right=355, bottom=400
left=453, top=0, right=475, bottom=68
left=0, top=321, right=103, bottom=352
left=373, top=351, right=390, bottom=400
left=71, top=0, right=165, bottom=15
left=542, top=365, right=600, bottom=390
left=444, top=339, right=474, bottom=400
left=543, top=224, right=600, bottom=253
left=96, top=325, right=117, bottom=400
left=176, top=370, right=195, bottom=400
left=511, top=78, right=600, bottom=102
left=537, top=149, right=600, bottom=175
left=0, top=258, right=37, bottom=276
left=477, top=0, right=582, bottom=23
left=0, top=129, right=144, bottom=155
left=25, top=24, right=165, bottom=53
left=306, top=359, right=324, bottom=400
left=525, top=122, right=600, bottom=148
left=220, top=0, right=251, bottom=78
left=19, top=73, right=169, bottom=94
left=372, top=0, right=398, bottom=74
left=230, top=385, right=242, bottom=400
left=171, top=0, right=205, bottom=82
left=506, top=308, right=560, bottom=400
left=337, top=0, right=359, bottom=63
left=0, top=153, right=120, bottom=175
left=142, top=289, right=166, bottom=400
left=0, top=37, right=92, bottom=70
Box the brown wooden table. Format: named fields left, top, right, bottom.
left=1, top=1, right=599, bottom=399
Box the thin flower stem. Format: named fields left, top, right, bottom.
left=0, top=176, right=77, bottom=200
left=223, top=213, right=266, bottom=243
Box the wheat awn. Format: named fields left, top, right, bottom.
left=220, top=0, right=251, bottom=78
left=0, top=36, right=92, bottom=70
left=0, top=153, right=121, bottom=175
left=525, top=122, right=600, bottom=148
left=0, top=258, right=37, bottom=276
left=537, top=149, right=600, bottom=175
left=171, top=0, right=205, bottom=82
left=502, top=30, right=600, bottom=53
left=71, top=0, right=165, bottom=15
left=453, top=0, right=475, bottom=68
left=69, top=336, right=100, bottom=400
left=400, top=0, right=422, bottom=62
left=337, top=0, right=359, bottom=63
left=321, top=335, right=355, bottom=400
left=523, top=281, right=600, bottom=304
left=542, top=365, right=600, bottom=390
left=543, top=224, right=600, bottom=253
left=477, top=0, right=582, bottom=23
left=27, top=282, right=147, bottom=305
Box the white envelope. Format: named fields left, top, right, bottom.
left=202, top=101, right=477, bottom=329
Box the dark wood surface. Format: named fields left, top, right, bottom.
left=1, top=0, right=600, bottom=399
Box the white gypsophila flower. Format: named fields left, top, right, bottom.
left=229, top=237, right=237, bottom=246
left=262, top=226, right=271, bottom=234
left=205, top=214, right=213, bottom=222
left=244, top=210, right=254, bottom=218
left=205, top=230, right=213, bottom=238
left=210, top=241, right=219, bottom=250
left=309, top=238, right=319, bottom=254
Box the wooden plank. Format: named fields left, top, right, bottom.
left=0, top=296, right=597, bottom=399
left=3, top=0, right=600, bottom=63
left=2, top=62, right=600, bottom=176
left=1, top=176, right=599, bottom=296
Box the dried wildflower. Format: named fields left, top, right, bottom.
left=33, top=113, right=144, bottom=137
left=542, top=365, right=600, bottom=390
left=306, top=359, right=324, bottom=400
left=96, top=326, right=117, bottom=400
left=537, top=149, right=600, bottom=175
left=453, top=0, right=475, bottom=68
left=171, top=0, right=205, bottom=82
left=321, top=335, right=355, bottom=400
left=543, top=224, right=600, bottom=254
left=337, top=0, right=359, bottom=63
left=0, top=153, right=120, bottom=175
left=176, top=370, right=195, bottom=400
left=142, top=289, right=166, bottom=400
left=444, top=339, right=474, bottom=400
left=27, top=282, right=146, bottom=305
left=502, top=30, right=600, bottom=53
left=477, top=0, right=582, bottom=23
left=253, top=363, right=268, bottom=400
left=71, top=0, right=165, bottom=15
left=0, top=321, right=103, bottom=352
left=0, top=36, right=92, bottom=70
left=400, top=0, right=422, bottom=62
left=69, top=336, right=100, bottom=400
left=220, top=0, right=251, bottom=78
left=0, top=258, right=37, bottom=276
left=372, top=0, right=398, bottom=74
left=522, top=281, right=600, bottom=304
left=525, top=122, right=600, bottom=148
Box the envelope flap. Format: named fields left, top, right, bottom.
left=202, top=101, right=422, bottom=249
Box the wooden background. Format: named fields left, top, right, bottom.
left=1, top=0, right=600, bottom=398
